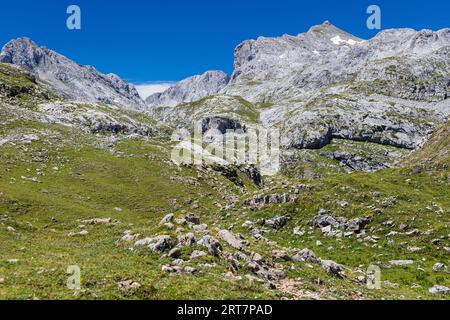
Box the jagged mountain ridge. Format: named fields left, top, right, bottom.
left=149, top=21, right=449, bottom=157
left=0, top=37, right=146, bottom=110
left=145, top=70, right=229, bottom=107
left=225, top=21, right=450, bottom=102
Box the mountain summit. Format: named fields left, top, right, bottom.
left=145, top=70, right=229, bottom=107
left=0, top=37, right=146, bottom=109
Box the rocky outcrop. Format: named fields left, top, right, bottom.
left=134, top=235, right=173, bottom=253
left=201, top=116, right=244, bottom=134
left=244, top=193, right=298, bottom=208
left=0, top=38, right=146, bottom=109
left=146, top=70, right=229, bottom=107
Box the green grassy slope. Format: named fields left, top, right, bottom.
left=0, top=64, right=448, bottom=300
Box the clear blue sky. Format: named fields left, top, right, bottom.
left=0, top=0, right=448, bottom=83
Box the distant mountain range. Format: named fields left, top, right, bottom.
left=1, top=21, right=449, bottom=300
left=1, top=21, right=449, bottom=158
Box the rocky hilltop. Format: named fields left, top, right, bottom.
left=146, top=70, right=229, bottom=107
left=0, top=37, right=146, bottom=109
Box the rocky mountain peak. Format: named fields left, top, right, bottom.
left=2, top=36, right=37, bottom=50
left=0, top=37, right=146, bottom=109
left=305, top=20, right=363, bottom=46
left=146, top=70, right=229, bottom=107
left=306, top=20, right=343, bottom=35
left=0, top=37, right=40, bottom=67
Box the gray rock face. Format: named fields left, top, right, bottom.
left=226, top=21, right=450, bottom=103
left=201, top=116, right=244, bottom=134
left=146, top=70, right=229, bottom=107
left=223, top=21, right=450, bottom=151
left=0, top=38, right=146, bottom=109
left=145, top=22, right=449, bottom=176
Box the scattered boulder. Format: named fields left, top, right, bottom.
left=168, top=248, right=182, bottom=259
left=313, top=213, right=370, bottom=235
left=344, top=217, right=371, bottom=233
left=223, top=271, right=242, bottom=282
left=80, top=218, right=118, bottom=225
left=68, top=230, right=89, bottom=237
left=190, top=250, right=207, bottom=260
left=314, top=214, right=337, bottom=228
left=161, top=265, right=173, bottom=273
left=197, top=235, right=222, bottom=256
left=134, top=235, right=173, bottom=253
left=272, top=250, right=291, bottom=261
left=164, top=222, right=174, bottom=230
left=264, top=216, right=290, bottom=230
left=193, top=224, right=208, bottom=232
left=171, top=259, right=184, bottom=266
left=218, top=230, right=247, bottom=250
left=292, top=248, right=319, bottom=264
left=405, top=229, right=420, bottom=236
left=241, top=220, right=253, bottom=228
left=159, top=213, right=174, bottom=225
left=175, top=218, right=187, bottom=225
left=250, top=252, right=263, bottom=263
left=117, top=280, right=141, bottom=294
left=184, top=266, right=197, bottom=274
left=121, top=230, right=140, bottom=242
left=177, top=233, right=196, bottom=247
left=428, top=285, right=450, bottom=295
left=244, top=193, right=298, bottom=208
left=431, top=239, right=441, bottom=246
left=246, top=260, right=284, bottom=284
left=432, top=263, right=445, bottom=272
left=389, top=260, right=414, bottom=266
left=293, top=227, right=305, bottom=236
left=318, top=208, right=333, bottom=216
left=185, top=213, right=200, bottom=225
left=320, top=259, right=345, bottom=278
